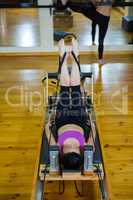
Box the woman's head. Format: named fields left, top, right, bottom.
left=62, top=152, right=82, bottom=169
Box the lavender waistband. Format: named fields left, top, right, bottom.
left=58, top=130, right=85, bottom=147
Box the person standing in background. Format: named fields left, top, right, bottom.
left=60, top=0, right=113, bottom=65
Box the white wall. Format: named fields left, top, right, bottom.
left=125, top=0, right=133, bottom=16
left=37, top=0, right=54, bottom=49
left=38, top=0, right=53, bottom=6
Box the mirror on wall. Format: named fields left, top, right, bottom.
left=0, top=0, right=37, bottom=7
left=53, top=0, right=133, bottom=47
left=0, top=0, right=132, bottom=48
left=0, top=1, right=39, bottom=47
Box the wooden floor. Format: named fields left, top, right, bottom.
left=0, top=69, right=45, bottom=200
left=0, top=8, right=132, bottom=47
left=0, top=54, right=133, bottom=200
left=93, top=61, right=133, bottom=200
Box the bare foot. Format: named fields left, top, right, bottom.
left=99, top=59, right=105, bottom=65
left=92, top=42, right=96, bottom=46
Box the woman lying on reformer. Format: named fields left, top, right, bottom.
left=45, top=38, right=95, bottom=170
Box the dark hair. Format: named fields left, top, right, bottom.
left=62, top=152, right=82, bottom=169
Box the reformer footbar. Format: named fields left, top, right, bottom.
left=42, top=72, right=92, bottom=81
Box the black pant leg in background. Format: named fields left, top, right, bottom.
left=97, top=14, right=110, bottom=59
left=67, top=0, right=95, bottom=20
left=92, top=21, right=97, bottom=43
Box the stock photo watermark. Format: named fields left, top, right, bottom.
left=4, top=84, right=128, bottom=116
left=5, top=84, right=43, bottom=115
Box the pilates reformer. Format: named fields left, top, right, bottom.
left=35, top=35, right=108, bottom=200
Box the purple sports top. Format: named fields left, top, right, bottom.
left=58, top=130, right=85, bottom=148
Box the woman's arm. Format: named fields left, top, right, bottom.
left=45, top=122, right=57, bottom=145
left=86, top=118, right=96, bottom=151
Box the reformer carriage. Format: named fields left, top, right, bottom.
left=35, top=35, right=108, bottom=200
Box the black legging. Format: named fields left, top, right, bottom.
left=67, top=1, right=110, bottom=59
left=54, top=85, right=90, bottom=142
left=92, top=21, right=97, bottom=43
left=55, top=85, right=86, bottom=130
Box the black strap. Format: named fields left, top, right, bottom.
left=55, top=52, right=67, bottom=108
left=62, top=33, right=77, bottom=40
left=71, top=50, right=81, bottom=73
left=58, top=33, right=77, bottom=74
left=58, top=52, right=67, bottom=74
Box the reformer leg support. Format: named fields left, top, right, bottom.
left=42, top=72, right=93, bottom=82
